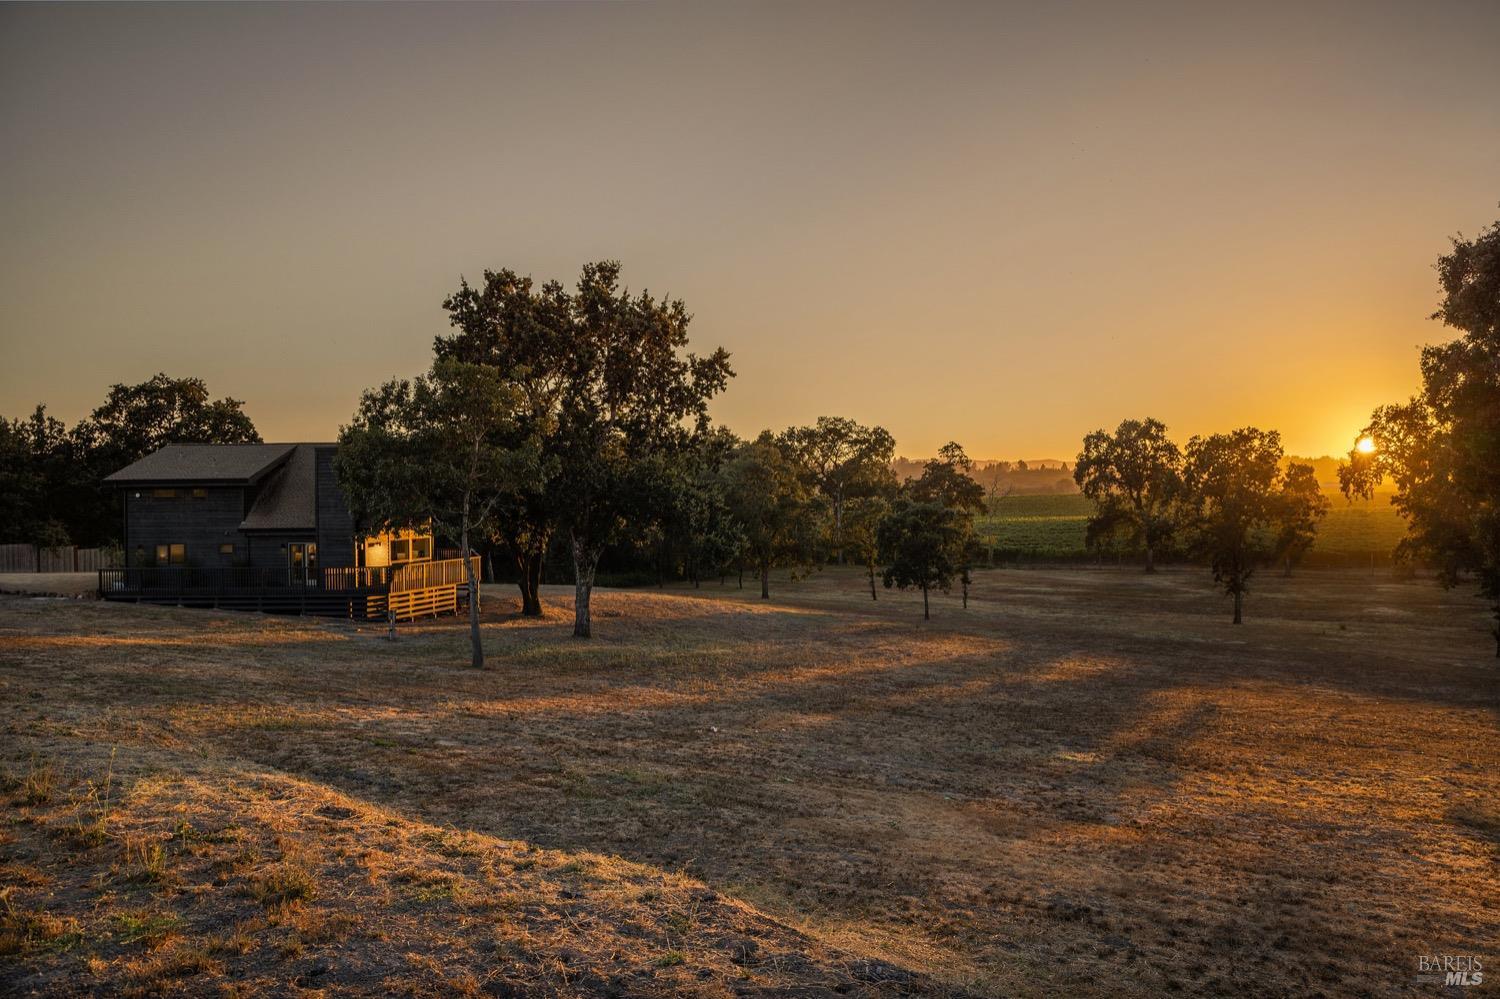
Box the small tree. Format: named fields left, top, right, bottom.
left=1181, top=428, right=1288, bottom=624
left=841, top=494, right=892, bottom=600
left=879, top=499, right=967, bottom=620
left=337, top=359, right=534, bottom=669
left=1341, top=217, right=1500, bottom=656
left=1074, top=418, right=1182, bottom=572
left=1274, top=462, right=1329, bottom=574
left=721, top=433, right=820, bottom=599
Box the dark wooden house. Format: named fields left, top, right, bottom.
left=100, top=443, right=475, bottom=619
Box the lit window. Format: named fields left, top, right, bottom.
left=155, top=544, right=186, bottom=565
left=219, top=543, right=235, bottom=555
left=192, top=488, right=208, bottom=499
left=152, top=488, right=178, bottom=499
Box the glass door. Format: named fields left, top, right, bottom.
left=289, top=543, right=318, bottom=586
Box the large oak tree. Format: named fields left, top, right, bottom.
left=556, top=262, right=732, bottom=637
left=1341, top=217, right=1500, bottom=655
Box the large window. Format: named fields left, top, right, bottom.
left=361, top=526, right=433, bottom=567
left=152, top=488, right=178, bottom=499
left=155, top=544, right=186, bottom=565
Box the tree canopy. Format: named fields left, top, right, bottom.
left=1341, top=217, right=1500, bottom=655
left=721, top=432, right=821, bottom=599
left=906, top=442, right=986, bottom=514
left=1074, top=418, right=1182, bottom=572
left=1181, top=428, right=1318, bottom=623
left=435, top=270, right=570, bottom=616
left=780, top=417, right=896, bottom=563
left=878, top=499, right=968, bottom=620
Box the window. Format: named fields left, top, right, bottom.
left=155, top=544, right=185, bottom=565
left=361, top=526, right=434, bottom=567
left=219, top=543, right=235, bottom=556
left=192, top=488, right=208, bottom=499
left=152, top=488, right=178, bottom=499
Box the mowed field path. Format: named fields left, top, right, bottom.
left=1, top=567, right=1496, bottom=996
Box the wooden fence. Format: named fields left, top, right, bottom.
left=0, top=544, right=117, bottom=573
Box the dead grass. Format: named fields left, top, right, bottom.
left=0, top=566, right=1496, bottom=996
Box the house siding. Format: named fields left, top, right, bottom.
left=243, top=532, right=316, bottom=571
left=124, top=487, right=247, bottom=567
left=314, top=447, right=356, bottom=568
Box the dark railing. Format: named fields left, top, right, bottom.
left=99, top=556, right=479, bottom=598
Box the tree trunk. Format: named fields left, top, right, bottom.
left=510, top=542, right=545, bottom=617
left=868, top=564, right=877, bottom=601
left=834, top=497, right=844, bottom=565
left=760, top=560, right=770, bottom=599
left=462, top=525, right=484, bottom=669
left=962, top=576, right=968, bottom=608
left=1144, top=544, right=1155, bottom=574
left=1232, top=588, right=1243, bottom=625
left=525, top=550, right=544, bottom=616
left=571, top=536, right=599, bottom=639
left=922, top=585, right=930, bottom=620
left=737, top=560, right=744, bottom=589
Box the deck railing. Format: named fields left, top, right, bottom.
left=390, top=555, right=480, bottom=592
left=99, top=556, right=479, bottom=597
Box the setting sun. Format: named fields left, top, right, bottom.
left=1356, top=436, right=1377, bottom=454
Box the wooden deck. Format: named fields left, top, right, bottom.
left=98, top=556, right=481, bottom=622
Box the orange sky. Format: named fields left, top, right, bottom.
left=2, top=2, right=1497, bottom=460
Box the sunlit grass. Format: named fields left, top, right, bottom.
left=0, top=571, right=1494, bottom=995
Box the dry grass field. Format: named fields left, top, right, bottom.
left=1, top=568, right=1497, bottom=997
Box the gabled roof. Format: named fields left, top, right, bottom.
left=104, top=444, right=296, bottom=485
left=107, top=443, right=339, bottom=534
left=239, top=444, right=321, bottom=532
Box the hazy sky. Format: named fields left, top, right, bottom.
left=2, top=2, right=1497, bottom=459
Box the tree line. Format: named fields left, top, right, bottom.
left=0, top=375, right=260, bottom=549
left=1072, top=417, right=1329, bottom=623
left=3, top=215, right=1494, bottom=661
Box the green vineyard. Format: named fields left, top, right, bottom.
left=975, top=493, right=1410, bottom=565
